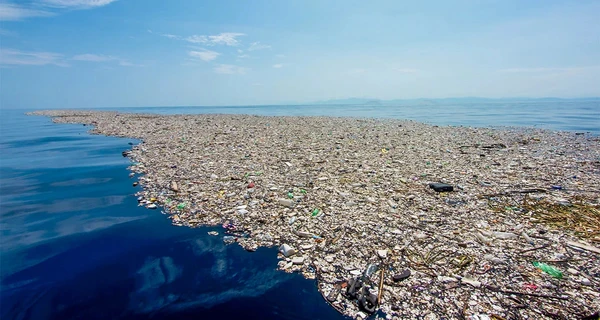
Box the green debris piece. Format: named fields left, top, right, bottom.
left=166, top=198, right=172, bottom=204
left=287, top=192, right=294, bottom=199
left=177, top=203, right=186, bottom=210
left=312, top=208, right=320, bottom=216
left=532, top=261, right=563, bottom=279
left=426, top=161, right=431, bottom=165
left=300, top=189, right=307, bottom=194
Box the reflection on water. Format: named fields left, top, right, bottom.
left=0, top=110, right=344, bottom=320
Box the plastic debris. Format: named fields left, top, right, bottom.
left=429, top=182, right=453, bottom=192
left=292, top=256, right=305, bottom=265
left=392, top=270, right=411, bottom=282
left=279, top=244, right=296, bottom=257
left=532, top=261, right=563, bottom=279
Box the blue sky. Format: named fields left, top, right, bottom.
left=1, top=0, right=599, bottom=108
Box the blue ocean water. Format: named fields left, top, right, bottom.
left=0, top=110, right=344, bottom=320
left=0, top=101, right=598, bottom=320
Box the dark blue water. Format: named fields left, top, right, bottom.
left=1, top=101, right=598, bottom=320
left=0, top=110, right=345, bottom=320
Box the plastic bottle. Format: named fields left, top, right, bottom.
left=532, top=261, right=563, bottom=279
left=521, top=231, right=534, bottom=245
left=492, top=231, right=517, bottom=240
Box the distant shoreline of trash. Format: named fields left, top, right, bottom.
left=29, top=110, right=600, bottom=319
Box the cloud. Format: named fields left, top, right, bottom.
left=71, top=53, right=139, bottom=66
left=248, top=41, right=271, bottom=51
left=0, top=48, right=68, bottom=66
left=184, top=35, right=208, bottom=43
left=39, top=0, right=118, bottom=9
left=207, top=33, right=244, bottom=46
left=0, top=0, right=116, bottom=21
left=0, top=3, right=52, bottom=21
left=159, top=32, right=245, bottom=46
left=272, top=63, right=283, bottom=68
left=237, top=54, right=250, bottom=59
left=188, top=49, right=219, bottom=62
left=72, top=53, right=115, bottom=62
left=214, top=64, right=248, bottom=75
left=118, top=60, right=139, bottom=67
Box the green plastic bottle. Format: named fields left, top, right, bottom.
left=532, top=261, right=563, bottom=279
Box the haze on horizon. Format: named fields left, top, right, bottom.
left=1, top=0, right=599, bottom=109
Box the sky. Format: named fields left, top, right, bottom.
left=0, top=0, right=599, bottom=108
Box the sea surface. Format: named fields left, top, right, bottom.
left=1, top=101, right=599, bottom=320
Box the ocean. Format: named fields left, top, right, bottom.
left=1, top=100, right=598, bottom=320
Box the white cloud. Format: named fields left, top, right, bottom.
left=248, top=41, right=271, bottom=51
left=118, top=60, right=140, bottom=67
left=161, top=32, right=245, bottom=46
left=208, top=33, right=245, bottom=46
left=184, top=35, right=208, bottom=44
left=39, top=0, right=118, bottom=9
left=163, top=34, right=181, bottom=40
left=275, top=54, right=286, bottom=58
left=188, top=49, right=219, bottom=62
left=272, top=63, right=283, bottom=68
left=185, top=33, right=244, bottom=46
left=237, top=54, right=250, bottom=59
left=0, top=0, right=116, bottom=21
left=0, top=48, right=68, bottom=66
left=0, top=3, right=52, bottom=21
left=214, top=64, right=248, bottom=75
left=72, top=53, right=115, bottom=61
left=71, top=53, right=139, bottom=66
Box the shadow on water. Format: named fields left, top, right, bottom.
left=0, top=110, right=346, bottom=320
